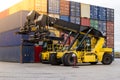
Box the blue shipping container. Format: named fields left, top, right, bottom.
left=48, top=0, right=60, bottom=14
left=22, top=46, right=34, bottom=63
left=90, top=5, right=98, bottom=19
left=0, top=28, right=33, bottom=47
left=107, top=8, right=114, bottom=22
left=0, top=45, right=34, bottom=63
left=98, top=7, right=107, bottom=21
left=60, top=15, right=69, bottom=22
left=70, top=16, right=80, bottom=25
left=70, top=1, right=80, bottom=17
left=98, top=21, right=106, bottom=36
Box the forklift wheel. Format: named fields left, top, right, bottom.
left=63, top=53, right=77, bottom=66
left=102, top=53, right=113, bottom=65
left=49, top=54, right=61, bottom=65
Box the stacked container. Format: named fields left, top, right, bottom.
left=0, top=0, right=114, bottom=62
left=70, top=2, right=80, bottom=25
left=0, top=9, right=9, bottom=19
left=0, top=10, right=34, bottom=63
left=81, top=3, right=90, bottom=26
left=35, top=0, right=47, bottom=14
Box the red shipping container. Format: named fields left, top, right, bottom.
left=81, top=17, right=90, bottom=26
left=60, top=0, right=70, bottom=16
left=0, top=9, right=9, bottom=19
left=60, top=32, right=70, bottom=46
left=106, top=21, right=114, bottom=35
left=106, top=34, right=114, bottom=48
left=34, top=45, right=42, bottom=63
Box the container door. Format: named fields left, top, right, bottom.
left=22, top=46, right=34, bottom=63
left=34, top=46, right=42, bottom=62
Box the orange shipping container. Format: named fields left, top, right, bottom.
left=60, top=0, right=70, bottom=16
left=35, top=0, right=47, bottom=13
left=0, top=9, right=9, bottom=19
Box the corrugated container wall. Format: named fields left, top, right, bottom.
left=0, top=9, right=9, bottom=19
left=107, top=8, right=114, bottom=22
left=98, top=21, right=106, bottom=36
left=90, top=19, right=98, bottom=30
left=0, top=28, right=33, bottom=47
left=70, top=2, right=80, bottom=17
left=81, top=3, right=90, bottom=18
left=60, top=0, right=70, bottom=16
left=98, top=7, right=107, bottom=21
left=81, top=18, right=90, bottom=26
left=48, top=0, right=60, bottom=14
left=106, top=22, right=114, bottom=35
left=70, top=16, right=80, bottom=24
left=35, top=0, right=47, bottom=14
left=107, top=35, right=114, bottom=48
left=0, top=10, right=29, bottom=33
left=90, top=5, right=98, bottom=19
left=0, top=45, right=34, bottom=62
left=60, top=15, right=70, bottom=22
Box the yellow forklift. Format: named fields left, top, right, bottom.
left=17, top=10, right=113, bottom=66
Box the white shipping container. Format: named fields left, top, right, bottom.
left=81, top=3, right=90, bottom=18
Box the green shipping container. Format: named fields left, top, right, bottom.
left=90, top=19, right=98, bottom=30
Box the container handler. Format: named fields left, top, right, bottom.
left=17, top=10, right=113, bottom=66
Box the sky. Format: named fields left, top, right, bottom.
left=0, top=0, right=119, bottom=51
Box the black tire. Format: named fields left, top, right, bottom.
left=102, top=53, right=113, bottom=65
left=49, top=53, right=60, bottom=65
left=90, top=62, right=98, bottom=65
left=63, top=53, right=77, bottom=66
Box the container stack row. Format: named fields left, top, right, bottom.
left=0, top=0, right=114, bottom=62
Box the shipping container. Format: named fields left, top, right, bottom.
left=22, top=45, right=34, bottom=63
left=0, top=10, right=29, bottom=33
left=0, top=45, right=34, bottom=63
left=81, top=17, right=90, bottom=26
left=34, top=45, right=42, bottom=62
left=48, top=14, right=60, bottom=18
left=70, top=16, right=80, bottom=24
left=98, top=21, right=106, bottom=36
left=0, top=9, right=9, bottom=19
left=48, top=0, right=60, bottom=14
left=106, top=21, right=114, bottom=35
left=106, top=34, right=114, bottom=48
left=0, top=28, right=34, bottom=47
left=60, top=15, right=70, bottom=22
left=98, top=7, right=107, bottom=21
left=60, top=0, right=70, bottom=16
left=90, top=5, right=98, bottom=19
left=107, top=8, right=114, bottom=22
left=9, top=0, right=34, bottom=15
left=70, top=1, right=80, bottom=17
left=81, top=3, right=90, bottom=18
left=35, top=0, right=47, bottom=13
left=90, top=19, right=98, bottom=30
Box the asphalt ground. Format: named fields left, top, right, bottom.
left=0, top=58, right=120, bottom=80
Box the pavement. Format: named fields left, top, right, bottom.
left=0, top=59, right=120, bottom=80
